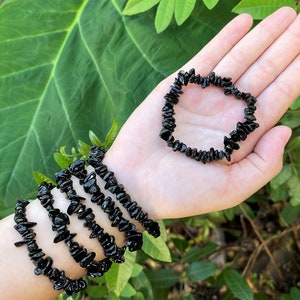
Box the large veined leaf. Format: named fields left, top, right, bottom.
left=0, top=0, right=237, bottom=211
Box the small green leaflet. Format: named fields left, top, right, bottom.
left=202, top=0, right=220, bottom=10
left=155, top=0, right=175, bottom=33
left=142, top=231, right=171, bottom=262
left=174, top=0, right=196, bottom=25
left=123, top=0, right=160, bottom=15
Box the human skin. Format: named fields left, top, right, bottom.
left=0, top=7, right=299, bottom=300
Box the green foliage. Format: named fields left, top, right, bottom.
left=174, top=0, right=197, bottom=25
left=33, top=121, right=118, bottom=185
left=187, top=261, right=217, bottom=281
left=142, top=230, right=172, bottom=262
left=0, top=0, right=235, bottom=208
left=106, top=251, right=137, bottom=297
left=123, top=0, right=160, bottom=14
left=223, top=269, right=253, bottom=300
left=1, top=0, right=299, bottom=299
left=123, top=0, right=298, bottom=33
left=232, top=0, right=297, bottom=19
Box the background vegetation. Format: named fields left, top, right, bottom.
left=0, top=0, right=299, bottom=299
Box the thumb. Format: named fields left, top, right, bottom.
left=229, top=125, right=291, bottom=206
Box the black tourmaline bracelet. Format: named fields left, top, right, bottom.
left=159, top=68, right=259, bottom=163
left=87, top=145, right=161, bottom=238
left=14, top=198, right=86, bottom=295
left=37, top=182, right=112, bottom=278
left=67, top=160, right=144, bottom=252
left=55, top=169, right=126, bottom=264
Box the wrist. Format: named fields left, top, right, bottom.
left=11, top=145, right=161, bottom=297
left=104, top=145, right=161, bottom=222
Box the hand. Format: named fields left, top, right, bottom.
left=105, top=7, right=300, bottom=220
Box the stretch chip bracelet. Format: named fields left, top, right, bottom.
left=88, top=145, right=161, bottom=238
left=55, top=168, right=126, bottom=263
left=37, top=182, right=112, bottom=278
left=159, top=68, right=259, bottom=163
left=14, top=199, right=87, bottom=295
left=13, top=147, right=161, bottom=295
left=67, top=160, right=144, bottom=252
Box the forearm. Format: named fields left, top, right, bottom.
left=0, top=150, right=155, bottom=300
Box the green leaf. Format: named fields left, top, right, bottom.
left=142, top=231, right=171, bottom=262
left=171, top=236, right=189, bottom=252
left=174, top=0, right=196, bottom=25
left=104, top=119, right=118, bottom=148
left=223, top=207, right=235, bottom=221
left=155, top=0, right=175, bottom=33
left=187, top=261, right=217, bottom=282
left=280, top=202, right=300, bottom=225
left=85, top=285, right=108, bottom=298
left=123, top=0, right=160, bottom=15
left=106, top=250, right=136, bottom=296
left=202, top=0, right=220, bottom=10
left=145, top=268, right=178, bottom=289
left=288, top=176, right=300, bottom=206
left=289, top=96, right=300, bottom=110
left=77, top=140, right=91, bottom=157
left=120, top=282, right=136, bottom=298
left=223, top=268, right=253, bottom=300
left=131, top=263, right=143, bottom=277
left=0, top=0, right=238, bottom=210
left=280, top=110, right=300, bottom=128
left=288, top=136, right=300, bottom=152
left=184, top=242, right=218, bottom=263
left=232, top=0, right=296, bottom=19
left=270, top=164, right=293, bottom=189
left=130, top=270, right=153, bottom=300
left=89, top=130, right=103, bottom=147
left=291, top=287, right=300, bottom=300
left=32, top=171, right=56, bottom=185
left=54, top=151, right=73, bottom=169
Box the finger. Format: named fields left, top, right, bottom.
left=237, top=10, right=300, bottom=96
left=180, top=13, right=253, bottom=75
left=225, top=125, right=292, bottom=209
left=258, top=53, right=300, bottom=128
left=214, top=7, right=298, bottom=82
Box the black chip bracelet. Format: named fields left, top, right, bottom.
left=14, top=199, right=87, bottom=295
left=67, top=160, right=144, bottom=252
left=87, top=145, right=161, bottom=238
left=54, top=168, right=126, bottom=264
left=37, top=182, right=112, bottom=278
left=159, top=68, right=259, bottom=163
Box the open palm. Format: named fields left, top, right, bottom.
left=105, top=7, right=300, bottom=220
